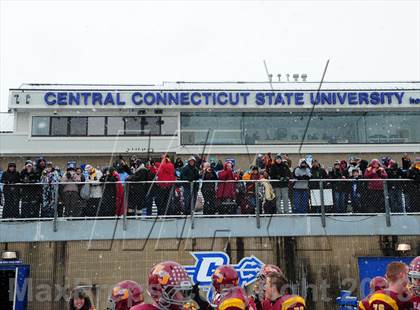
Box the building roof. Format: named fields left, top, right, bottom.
left=12, top=81, right=420, bottom=91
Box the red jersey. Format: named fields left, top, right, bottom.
left=411, top=295, right=420, bottom=310
left=368, top=290, right=412, bottom=310
left=130, top=304, right=159, bottom=310
left=358, top=294, right=372, bottom=310
left=261, top=298, right=272, bottom=310
left=271, top=295, right=306, bottom=310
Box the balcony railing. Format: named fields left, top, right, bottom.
left=0, top=179, right=418, bottom=232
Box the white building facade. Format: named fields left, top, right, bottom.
left=1, top=81, right=419, bottom=167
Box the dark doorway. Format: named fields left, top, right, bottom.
left=0, top=269, right=16, bottom=310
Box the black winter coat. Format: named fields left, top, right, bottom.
left=269, top=162, right=291, bottom=188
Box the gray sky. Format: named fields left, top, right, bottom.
left=1, top=0, right=419, bottom=112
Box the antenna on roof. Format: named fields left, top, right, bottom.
left=263, top=60, right=274, bottom=90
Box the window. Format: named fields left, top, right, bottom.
left=50, top=117, right=68, bottom=136
left=161, top=117, right=178, bottom=136
left=181, top=112, right=420, bottom=145
left=143, top=117, right=160, bottom=135
left=107, top=117, right=124, bottom=135
left=32, top=117, right=50, bottom=136
left=69, top=117, right=87, bottom=136
left=125, top=117, right=142, bottom=136
left=88, top=117, right=105, bottom=136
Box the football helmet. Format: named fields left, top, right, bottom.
left=212, top=265, right=239, bottom=293
left=148, top=261, right=193, bottom=310
left=409, top=256, right=420, bottom=295
left=106, top=280, right=144, bottom=310
left=369, top=276, right=388, bottom=292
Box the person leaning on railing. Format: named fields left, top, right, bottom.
left=0, top=162, right=21, bottom=218
left=156, top=154, right=177, bottom=215
left=328, top=160, right=349, bottom=213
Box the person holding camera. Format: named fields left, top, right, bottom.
left=364, top=159, right=388, bottom=213
left=61, top=165, right=83, bottom=217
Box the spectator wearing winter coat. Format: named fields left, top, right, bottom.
left=200, top=162, right=218, bottom=215
left=0, top=162, right=21, bottom=218
left=406, top=158, right=420, bottom=212
left=385, top=160, right=405, bottom=212
left=174, top=157, right=184, bottom=178
left=402, top=153, right=412, bottom=171
left=329, top=160, right=349, bottom=213
left=40, top=162, right=60, bottom=217
left=126, top=163, right=152, bottom=216
left=364, top=159, right=388, bottom=213
left=242, top=166, right=261, bottom=214
left=309, top=160, right=328, bottom=189
left=61, top=166, right=83, bottom=217
left=282, top=153, right=292, bottom=168
left=269, top=154, right=291, bottom=214
left=292, top=159, right=311, bottom=213
left=214, top=160, right=224, bottom=172
left=350, top=168, right=363, bottom=213
left=216, top=162, right=237, bottom=214
left=155, top=155, right=176, bottom=215
left=84, top=165, right=103, bottom=217
left=20, top=160, right=41, bottom=218
left=263, top=153, right=273, bottom=171
left=261, top=171, right=276, bottom=214
left=99, top=167, right=121, bottom=216
left=180, top=156, right=200, bottom=215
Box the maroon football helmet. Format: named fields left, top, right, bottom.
left=212, top=265, right=239, bottom=293
left=369, top=276, right=388, bottom=292
left=409, top=256, right=420, bottom=295
left=106, top=280, right=144, bottom=310
left=147, top=261, right=193, bottom=310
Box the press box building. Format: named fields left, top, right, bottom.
left=1, top=81, right=419, bottom=168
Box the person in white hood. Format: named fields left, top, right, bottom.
left=84, top=164, right=103, bottom=216
left=292, top=159, right=311, bottom=213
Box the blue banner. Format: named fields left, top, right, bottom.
left=357, top=256, right=414, bottom=298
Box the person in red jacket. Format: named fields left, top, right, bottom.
left=155, top=154, right=176, bottom=215
left=216, top=162, right=237, bottom=214
left=358, top=276, right=388, bottom=310
left=364, top=159, right=388, bottom=213
left=264, top=272, right=306, bottom=310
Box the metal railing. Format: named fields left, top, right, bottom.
left=0, top=179, right=418, bottom=231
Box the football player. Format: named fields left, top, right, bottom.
left=252, top=264, right=284, bottom=310
left=408, top=256, right=420, bottom=309
left=212, top=265, right=240, bottom=305
left=217, top=286, right=249, bottom=310
left=106, top=280, right=144, bottom=310
left=368, top=262, right=412, bottom=310
left=130, top=261, right=196, bottom=310
left=358, top=277, right=388, bottom=310
left=264, top=272, right=306, bottom=310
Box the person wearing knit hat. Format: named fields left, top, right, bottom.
left=20, top=159, right=41, bottom=218
left=0, top=162, right=21, bottom=218
left=180, top=155, right=200, bottom=214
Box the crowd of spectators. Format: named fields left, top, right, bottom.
left=0, top=153, right=419, bottom=218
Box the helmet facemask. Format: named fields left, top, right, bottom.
left=158, top=282, right=194, bottom=310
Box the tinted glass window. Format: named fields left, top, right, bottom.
left=32, top=117, right=50, bottom=136
left=88, top=117, right=105, bottom=136
left=51, top=117, right=68, bottom=136
left=107, top=117, right=124, bottom=135
left=70, top=117, right=87, bottom=136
